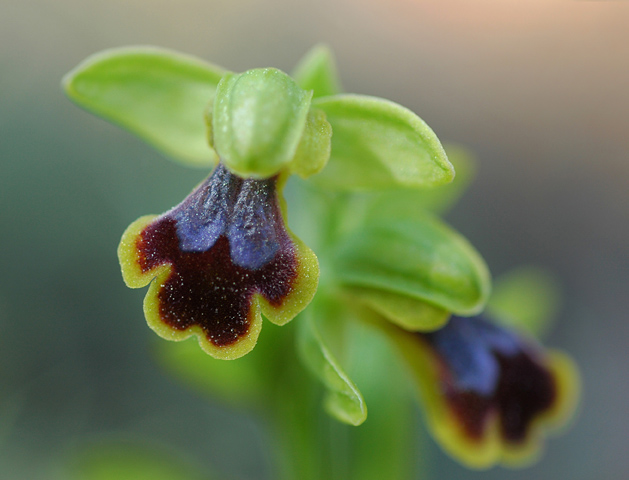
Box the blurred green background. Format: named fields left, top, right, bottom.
left=2, top=0, right=628, bottom=478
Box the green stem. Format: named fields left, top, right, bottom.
left=267, top=358, right=325, bottom=480
left=264, top=321, right=424, bottom=480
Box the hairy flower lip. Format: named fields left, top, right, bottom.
left=172, top=163, right=282, bottom=269
left=424, top=316, right=524, bottom=398
left=118, top=162, right=319, bottom=359
left=422, top=316, right=558, bottom=443
left=382, top=314, right=579, bottom=468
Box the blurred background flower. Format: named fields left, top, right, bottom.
left=1, top=0, right=628, bottom=479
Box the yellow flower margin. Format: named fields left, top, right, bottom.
left=387, top=322, right=580, bottom=469
left=117, top=174, right=319, bottom=360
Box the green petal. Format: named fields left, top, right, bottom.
left=311, top=94, right=454, bottom=190
left=212, top=68, right=312, bottom=178
left=291, top=44, right=342, bottom=98
left=333, top=215, right=491, bottom=315
left=290, top=108, right=332, bottom=178
left=488, top=266, right=561, bottom=337
left=63, top=46, right=225, bottom=167
left=346, top=286, right=450, bottom=332
left=297, top=296, right=367, bottom=426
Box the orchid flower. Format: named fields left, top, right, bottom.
left=64, top=45, right=579, bottom=474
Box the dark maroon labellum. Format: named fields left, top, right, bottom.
left=422, top=316, right=557, bottom=442
left=134, top=164, right=299, bottom=347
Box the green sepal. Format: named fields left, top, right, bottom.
left=291, top=44, right=342, bottom=98
left=332, top=215, right=491, bottom=316
left=311, top=94, right=454, bottom=190
left=212, top=68, right=313, bottom=178
left=297, top=295, right=367, bottom=426
left=364, top=144, right=475, bottom=219
left=488, top=266, right=561, bottom=337
left=63, top=46, right=225, bottom=167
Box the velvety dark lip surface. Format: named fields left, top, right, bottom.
left=423, top=316, right=556, bottom=442
left=134, top=164, right=299, bottom=347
